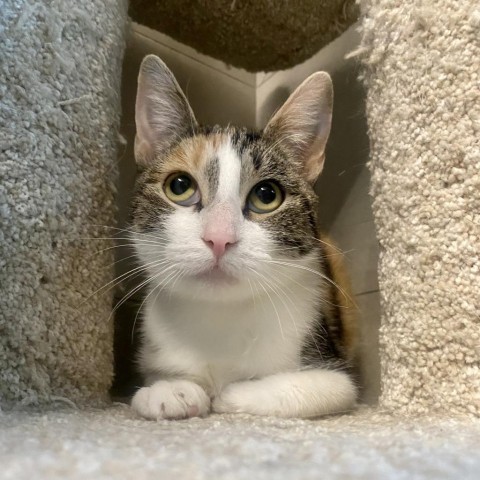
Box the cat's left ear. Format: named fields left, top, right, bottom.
left=264, top=72, right=333, bottom=184
left=135, top=55, right=198, bottom=167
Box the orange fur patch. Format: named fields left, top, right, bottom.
left=321, top=234, right=358, bottom=362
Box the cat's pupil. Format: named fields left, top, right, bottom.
left=255, top=184, right=276, bottom=204
left=171, top=175, right=191, bottom=195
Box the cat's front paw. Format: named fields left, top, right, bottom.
left=131, top=380, right=210, bottom=420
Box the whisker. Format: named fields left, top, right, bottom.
left=77, top=236, right=166, bottom=245
left=252, top=267, right=334, bottom=364
left=265, top=265, right=317, bottom=296
left=267, top=244, right=354, bottom=258
left=168, top=267, right=185, bottom=300
left=265, top=259, right=353, bottom=304
left=250, top=268, right=299, bottom=336
left=104, top=252, right=141, bottom=270
left=130, top=265, right=180, bottom=343
left=252, top=277, right=262, bottom=299
left=111, top=262, right=178, bottom=324
left=307, top=235, right=345, bottom=254
left=265, top=263, right=349, bottom=310
left=247, top=267, right=284, bottom=341
left=86, top=224, right=170, bottom=242
left=83, top=243, right=158, bottom=261
left=247, top=278, right=257, bottom=310
left=77, top=257, right=169, bottom=309
left=266, top=234, right=345, bottom=255
left=260, top=268, right=332, bottom=363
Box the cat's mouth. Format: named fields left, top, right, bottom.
left=195, top=266, right=238, bottom=285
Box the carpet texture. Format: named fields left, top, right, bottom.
left=1, top=406, right=479, bottom=479
left=356, top=0, right=480, bottom=415
left=0, top=0, right=128, bottom=408
left=129, top=0, right=359, bottom=72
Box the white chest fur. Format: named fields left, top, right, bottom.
left=140, top=272, right=322, bottom=394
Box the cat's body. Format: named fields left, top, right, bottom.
left=129, top=56, right=358, bottom=420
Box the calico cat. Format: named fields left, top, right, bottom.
left=129, top=55, right=357, bottom=420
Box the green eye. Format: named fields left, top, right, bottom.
left=164, top=173, right=199, bottom=206
left=248, top=181, right=283, bottom=213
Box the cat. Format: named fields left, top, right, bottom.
left=129, top=54, right=358, bottom=420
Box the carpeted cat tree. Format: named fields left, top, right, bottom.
left=357, top=0, right=480, bottom=416
left=0, top=0, right=128, bottom=407
left=0, top=0, right=478, bottom=478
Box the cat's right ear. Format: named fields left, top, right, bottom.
left=134, top=55, right=197, bottom=167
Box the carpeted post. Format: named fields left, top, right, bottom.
left=358, top=0, right=480, bottom=415
left=0, top=0, right=128, bottom=407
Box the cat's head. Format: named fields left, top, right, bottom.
left=131, top=55, right=333, bottom=301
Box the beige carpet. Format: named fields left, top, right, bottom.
left=357, top=0, right=480, bottom=415
left=1, top=406, right=479, bottom=479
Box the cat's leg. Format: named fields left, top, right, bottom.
left=213, top=369, right=356, bottom=418
left=132, top=380, right=211, bottom=420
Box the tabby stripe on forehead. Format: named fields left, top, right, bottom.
left=251, top=148, right=262, bottom=170
left=204, top=156, right=219, bottom=199
left=231, top=130, right=263, bottom=169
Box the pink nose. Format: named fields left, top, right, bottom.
left=202, top=231, right=237, bottom=259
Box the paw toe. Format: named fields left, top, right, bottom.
left=132, top=381, right=210, bottom=420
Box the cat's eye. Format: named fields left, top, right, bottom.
left=248, top=181, right=283, bottom=214
left=164, top=172, right=200, bottom=206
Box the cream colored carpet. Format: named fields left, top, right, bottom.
left=1, top=406, right=479, bottom=479
left=357, top=0, right=480, bottom=416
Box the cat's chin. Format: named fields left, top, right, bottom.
left=194, top=266, right=239, bottom=286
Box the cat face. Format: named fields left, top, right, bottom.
left=131, top=56, right=333, bottom=301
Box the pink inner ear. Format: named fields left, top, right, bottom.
left=134, top=72, right=158, bottom=166
left=134, top=134, right=153, bottom=166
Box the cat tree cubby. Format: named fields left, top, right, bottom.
left=116, top=22, right=380, bottom=403
left=1, top=0, right=478, bottom=477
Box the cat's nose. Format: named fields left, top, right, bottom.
left=202, top=231, right=237, bottom=259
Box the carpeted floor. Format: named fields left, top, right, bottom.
left=1, top=406, right=479, bottom=479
